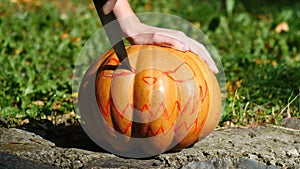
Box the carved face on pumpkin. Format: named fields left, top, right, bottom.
left=78, top=45, right=222, bottom=157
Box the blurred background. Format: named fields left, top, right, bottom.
left=0, top=0, right=299, bottom=128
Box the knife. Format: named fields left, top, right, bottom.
left=93, top=0, right=131, bottom=70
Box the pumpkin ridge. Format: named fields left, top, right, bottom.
left=98, top=97, right=111, bottom=118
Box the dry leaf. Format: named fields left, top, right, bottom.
left=32, top=100, right=45, bottom=106
left=60, top=32, right=69, bottom=40
left=275, top=21, right=289, bottom=33
left=71, top=36, right=80, bottom=43
left=194, top=22, right=201, bottom=28
left=145, top=3, right=152, bottom=11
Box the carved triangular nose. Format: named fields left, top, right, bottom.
left=142, top=76, right=158, bottom=85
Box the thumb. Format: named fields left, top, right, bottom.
left=102, top=0, right=117, bottom=15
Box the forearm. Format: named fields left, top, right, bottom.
left=113, top=0, right=135, bottom=18
left=113, top=0, right=143, bottom=37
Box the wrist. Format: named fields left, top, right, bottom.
left=117, top=15, right=144, bottom=37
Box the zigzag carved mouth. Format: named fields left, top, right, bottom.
left=96, top=56, right=209, bottom=137
left=97, top=83, right=208, bottom=137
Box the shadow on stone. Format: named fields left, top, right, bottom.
left=18, top=121, right=105, bottom=152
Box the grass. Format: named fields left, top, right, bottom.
left=0, top=0, right=299, bottom=127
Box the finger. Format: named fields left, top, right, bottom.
left=156, top=29, right=219, bottom=73
left=150, top=33, right=190, bottom=52
left=188, top=40, right=219, bottom=73
left=152, top=33, right=219, bottom=73
left=102, top=0, right=117, bottom=15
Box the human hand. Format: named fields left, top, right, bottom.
left=118, top=17, right=219, bottom=73
left=101, top=0, right=219, bottom=73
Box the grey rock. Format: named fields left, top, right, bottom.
left=83, top=157, right=162, bottom=169
left=157, top=126, right=300, bottom=168
left=182, top=158, right=279, bottom=169
left=282, top=117, right=300, bottom=130
left=0, top=126, right=299, bottom=169
left=0, top=152, right=59, bottom=169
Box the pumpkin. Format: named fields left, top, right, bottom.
left=79, top=45, right=222, bottom=157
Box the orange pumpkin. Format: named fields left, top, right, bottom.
left=79, top=45, right=222, bottom=157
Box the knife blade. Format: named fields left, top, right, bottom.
left=93, top=0, right=131, bottom=70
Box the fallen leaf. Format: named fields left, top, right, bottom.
left=13, top=48, right=24, bottom=55
left=194, top=21, right=201, bottom=28
left=72, top=92, right=78, bottom=98
left=32, top=100, right=45, bottom=106
left=272, top=60, right=278, bottom=67
left=275, top=21, right=289, bottom=33
left=145, top=3, right=152, bottom=11
left=52, top=103, right=61, bottom=110
left=71, top=36, right=80, bottom=43
left=88, top=2, right=95, bottom=9
left=60, top=32, right=69, bottom=40
left=255, top=59, right=263, bottom=65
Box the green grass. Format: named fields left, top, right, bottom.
left=0, top=0, right=299, bottom=127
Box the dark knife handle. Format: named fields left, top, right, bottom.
left=93, top=0, right=131, bottom=70
left=93, top=0, right=109, bottom=8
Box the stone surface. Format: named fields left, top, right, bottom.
left=0, top=152, right=59, bottom=169
left=282, top=117, right=300, bottom=130
left=182, top=158, right=278, bottom=169
left=0, top=125, right=299, bottom=168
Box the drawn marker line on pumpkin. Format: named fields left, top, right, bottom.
left=121, top=121, right=133, bottom=135
left=138, top=116, right=205, bottom=136
left=199, top=81, right=208, bottom=103
left=140, top=102, right=173, bottom=120
left=101, top=118, right=132, bottom=136
left=97, top=86, right=209, bottom=137
left=108, top=94, right=199, bottom=121
left=196, top=118, right=206, bottom=134
left=98, top=92, right=208, bottom=136
left=100, top=69, right=136, bottom=78
left=141, top=76, right=158, bottom=85
left=111, top=101, right=134, bottom=119
left=162, top=62, right=195, bottom=83
left=96, top=52, right=211, bottom=137
left=140, top=122, right=174, bottom=136
left=106, top=57, right=120, bottom=65
left=174, top=119, right=197, bottom=134
left=98, top=97, right=111, bottom=118
left=176, top=96, right=195, bottom=116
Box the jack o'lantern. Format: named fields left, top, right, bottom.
left=79, top=45, right=222, bottom=157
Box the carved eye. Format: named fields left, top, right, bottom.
left=142, top=76, right=158, bottom=85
